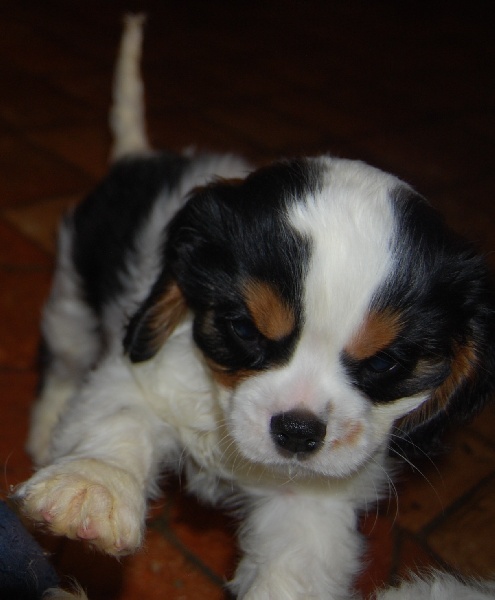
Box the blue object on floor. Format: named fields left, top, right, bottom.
left=0, top=500, right=60, bottom=599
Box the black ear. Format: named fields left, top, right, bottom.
left=391, top=265, right=495, bottom=460
left=379, top=187, right=495, bottom=460
left=124, top=278, right=188, bottom=363
left=123, top=187, right=225, bottom=363
left=393, top=342, right=491, bottom=456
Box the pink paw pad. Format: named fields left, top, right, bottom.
left=41, top=509, right=54, bottom=523
left=77, top=520, right=99, bottom=540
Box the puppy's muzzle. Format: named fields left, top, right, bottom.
left=270, top=410, right=327, bottom=456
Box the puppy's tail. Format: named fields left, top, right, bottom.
left=109, top=13, right=151, bottom=161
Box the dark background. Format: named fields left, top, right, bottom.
left=0, top=1, right=494, bottom=598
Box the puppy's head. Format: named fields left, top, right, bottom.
left=125, top=157, right=495, bottom=478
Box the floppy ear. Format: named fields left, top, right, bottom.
left=392, top=286, right=495, bottom=459
left=382, top=187, right=495, bottom=459
left=123, top=187, right=221, bottom=363
left=124, top=277, right=188, bottom=363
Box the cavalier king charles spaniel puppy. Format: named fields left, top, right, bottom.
left=16, top=15, right=495, bottom=600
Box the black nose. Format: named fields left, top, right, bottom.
left=270, top=410, right=327, bottom=455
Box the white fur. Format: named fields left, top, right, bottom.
left=374, top=572, right=495, bottom=600
left=26, top=224, right=100, bottom=465
left=110, top=14, right=150, bottom=160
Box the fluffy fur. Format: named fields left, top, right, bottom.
left=374, top=573, right=495, bottom=600
left=15, top=15, right=495, bottom=600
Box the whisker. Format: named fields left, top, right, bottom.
left=366, top=453, right=399, bottom=527
left=389, top=428, right=443, bottom=478
left=388, top=444, right=444, bottom=512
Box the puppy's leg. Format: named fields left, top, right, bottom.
left=230, top=491, right=362, bottom=600
left=17, top=355, right=171, bottom=556
left=27, top=224, right=101, bottom=466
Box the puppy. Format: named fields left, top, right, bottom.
left=16, top=15, right=495, bottom=600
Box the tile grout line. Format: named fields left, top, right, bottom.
left=148, top=515, right=227, bottom=589
left=419, top=469, right=495, bottom=539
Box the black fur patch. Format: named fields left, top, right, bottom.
left=71, top=153, right=189, bottom=314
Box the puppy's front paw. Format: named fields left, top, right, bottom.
left=15, top=458, right=145, bottom=555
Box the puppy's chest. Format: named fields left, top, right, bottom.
left=129, top=327, right=231, bottom=473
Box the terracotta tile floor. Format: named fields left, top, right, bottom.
left=1, top=1, right=495, bottom=598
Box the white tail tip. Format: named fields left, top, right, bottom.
left=109, top=14, right=151, bottom=162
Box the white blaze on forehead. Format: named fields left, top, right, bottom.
left=288, top=157, right=400, bottom=351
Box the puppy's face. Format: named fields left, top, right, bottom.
left=127, top=157, right=495, bottom=478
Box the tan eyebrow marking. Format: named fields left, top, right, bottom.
left=346, top=309, right=402, bottom=360
left=206, top=358, right=257, bottom=390
left=243, top=279, right=296, bottom=341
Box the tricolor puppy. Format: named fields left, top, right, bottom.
left=16, top=16, right=495, bottom=600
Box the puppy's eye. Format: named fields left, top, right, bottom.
left=366, top=351, right=399, bottom=374
left=228, top=317, right=259, bottom=342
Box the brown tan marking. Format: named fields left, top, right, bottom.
left=346, top=309, right=402, bottom=360
left=244, top=279, right=295, bottom=341
left=332, top=421, right=363, bottom=449
left=397, top=341, right=478, bottom=430
left=147, top=280, right=189, bottom=353
left=205, top=357, right=256, bottom=389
